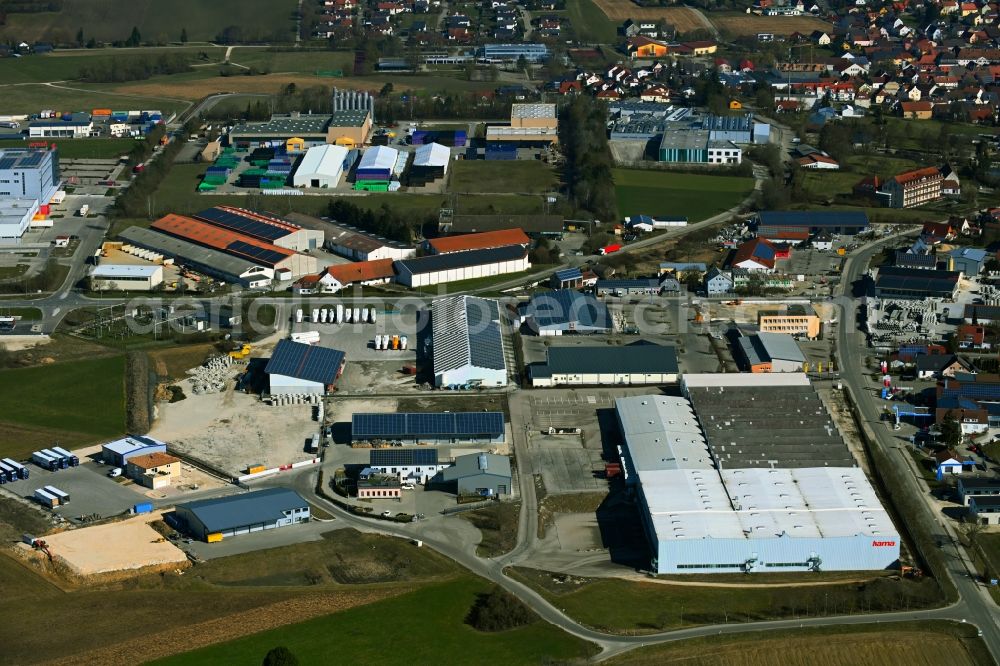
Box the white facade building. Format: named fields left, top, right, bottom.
left=394, top=245, right=529, bottom=288
left=0, top=198, right=39, bottom=244
left=292, top=144, right=349, bottom=188
left=89, top=263, right=164, bottom=291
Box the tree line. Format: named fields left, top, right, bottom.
left=114, top=122, right=193, bottom=219
left=558, top=96, right=617, bottom=223
left=76, top=53, right=192, bottom=83
left=327, top=200, right=424, bottom=244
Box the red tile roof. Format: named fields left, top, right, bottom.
left=323, top=258, right=395, bottom=284
left=894, top=166, right=941, bottom=185
left=151, top=214, right=295, bottom=266
left=428, top=228, right=530, bottom=254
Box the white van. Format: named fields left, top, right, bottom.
left=107, top=467, right=122, bottom=478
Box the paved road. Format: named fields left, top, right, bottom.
left=835, top=232, right=1000, bottom=661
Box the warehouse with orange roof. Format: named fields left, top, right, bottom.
left=426, top=228, right=530, bottom=255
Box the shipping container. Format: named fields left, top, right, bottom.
left=2, top=458, right=28, bottom=480
left=31, top=451, right=59, bottom=471
left=41, top=448, right=68, bottom=469
left=50, top=446, right=79, bottom=466
left=44, top=486, right=69, bottom=504
left=33, top=488, right=59, bottom=508
left=207, top=533, right=223, bottom=543
left=133, top=502, right=154, bottom=514
left=247, top=464, right=266, bottom=474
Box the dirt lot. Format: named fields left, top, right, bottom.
left=592, top=0, right=706, bottom=31
left=710, top=13, right=832, bottom=36
left=151, top=379, right=320, bottom=475
left=36, top=511, right=188, bottom=576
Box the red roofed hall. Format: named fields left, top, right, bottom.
left=151, top=214, right=317, bottom=278
left=426, top=228, right=530, bottom=255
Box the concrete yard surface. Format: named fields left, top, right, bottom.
left=42, top=511, right=188, bottom=575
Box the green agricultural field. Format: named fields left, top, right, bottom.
left=0, top=83, right=189, bottom=115
left=0, top=0, right=298, bottom=44
left=613, top=169, right=754, bottom=221
left=0, top=48, right=227, bottom=85
left=0, top=138, right=141, bottom=160
left=450, top=160, right=559, bottom=194
left=232, top=50, right=355, bottom=74
left=0, top=355, right=126, bottom=458
left=151, top=577, right=595, bottom=666
left=567, top=0, right=619, bottom=43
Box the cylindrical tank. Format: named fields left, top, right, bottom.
left=353, top=307, right=361, bottom=323
left=319, top=309, right=327, bottom=323
left=295, top=308, right=303, bottom=323
left=362, top=307, right=370, bottom=323
left=344, top=308, right=352, bottom=323
left=374, top=334, right=383, bottom=350
left=370, top=309, right=377, bottom=324
left=311, top=308, right=320, bottom=322
left=392, top=335, right=400, bottom=350
left=336, top=304, right=344, bottom=323
left=400, top=335, right=408, bottom=350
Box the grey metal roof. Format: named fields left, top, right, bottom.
left=595, top=278, right=661, bottom=290
left=265, top=339, right=345, bottom=385
left=757, top=210, right=869, bottom=229
left=536, top=342, right=678, bottom=377
left=686, top=382, right=854, bottom=468
left=441, top=453, right=511, bottom=482
left=395, top=244, right=526, bottom=276
left=179, top=488, right=308, bottom=532
left=432, top=296, right=507, bottom=374
left=117, top=226, right=262, bottom=279
left=875, top=266, right=960, bottom=293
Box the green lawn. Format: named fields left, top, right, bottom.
left=0, top=0, right=298, bottom=43
left=509, top=567, right=943, bottom=635
left=613, top=169, right=754, bottom=221
left=150, top=577, right=595, bottom=666
left=450, top=160, right=559, bottom=194
left=0, top=138, right=141, bottom=160
left=567, top=0, right=619, bottom=43
left=0, top=83, right=188, bottom=115
left=0, top=355, right=126, bottom=458
left=232, top=50, right=354, bottom=74
left=0, top=307, right=42, bottom=320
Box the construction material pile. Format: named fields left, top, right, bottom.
left=187, top=355, right=233, bottom=394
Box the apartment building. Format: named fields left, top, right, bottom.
left=882, top=167, right=943, bottom=208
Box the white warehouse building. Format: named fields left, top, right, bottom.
left=616, top=377, right=901, bottom=574
left=432, top=295, right=509, bottom=388
left=394, top=245, right=529, bottom=288
left=89, top=263, right=164, bottom=291
left=292, top=144, right=349, bottom=188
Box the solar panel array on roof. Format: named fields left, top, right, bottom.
left=370, top=448, right=439, bottom=466
left=264, top=339, right=345, bottom=385
left=353, top=412, right=505, bottom=439
left=196, top=208, right=289, bottom=242
left=468, top=299, right=505, bottom=371
left=226, top=240, right=289, bottom=267
left=0, top=157, right=15, bottom=170
left=18, top=152, right=43, bottom=168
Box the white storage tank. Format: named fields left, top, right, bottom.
left=311, top=308, right=320, bottom=322
left=370, top=309, right=377, bottom=324
left=319, top=309, right=327, bottom=323
left=353, top=308, right=360, bottom=324
left=400, top=335, right=408, bottom=350
left=362, top=307, right=370, bottom=323
left=336, top=304, right=344, bottom=323
left=295, top=309, right=303, bottom=323
left=374, top=334, right=383, bottom=350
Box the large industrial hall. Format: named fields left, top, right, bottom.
left=615, top=374, right=901, bottom=574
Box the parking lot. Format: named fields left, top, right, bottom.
left=9, top=460, right=150, bottom=522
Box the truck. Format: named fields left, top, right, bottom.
left=33, top=488, right=59, bottom=508
left=31, top=450, right=59, bottom=471
left=41, top=449, right=69, bottom=469
left=307, top=432, right=320, bottom=453
left=44, top=486, right=69, bottom=504
left=598, top=243, right=622, bottom=256
left=2, top=458, right=28, bottom=480
left=0, top=462, right=15, bottom=483
left=50, top=446, right=79, bottom=467
left=78, top=204, right=90, bottom=217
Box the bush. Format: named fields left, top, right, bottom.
left=466, top=587, right=536, bottom=632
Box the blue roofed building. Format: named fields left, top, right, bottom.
left=352, top=412, right=505, bottom=445
left=946, top=247, right=988, bottom=276
left=175, top=488, right=310, bottom=541
left=756, top=210, right=869, bottom=235
left=551, top=267, right=583, bottom=290
left=431, top=295, right=508, bottom=388
left=101, top=435, right=168, bottom=468
left=519, top=289, right=614, bottom=335
left=477, top=43, right=549, bottom=63
left=265, top=339, right=346, bottom=395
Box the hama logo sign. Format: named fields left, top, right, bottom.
left=872, top=540, right=896, bottom=547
